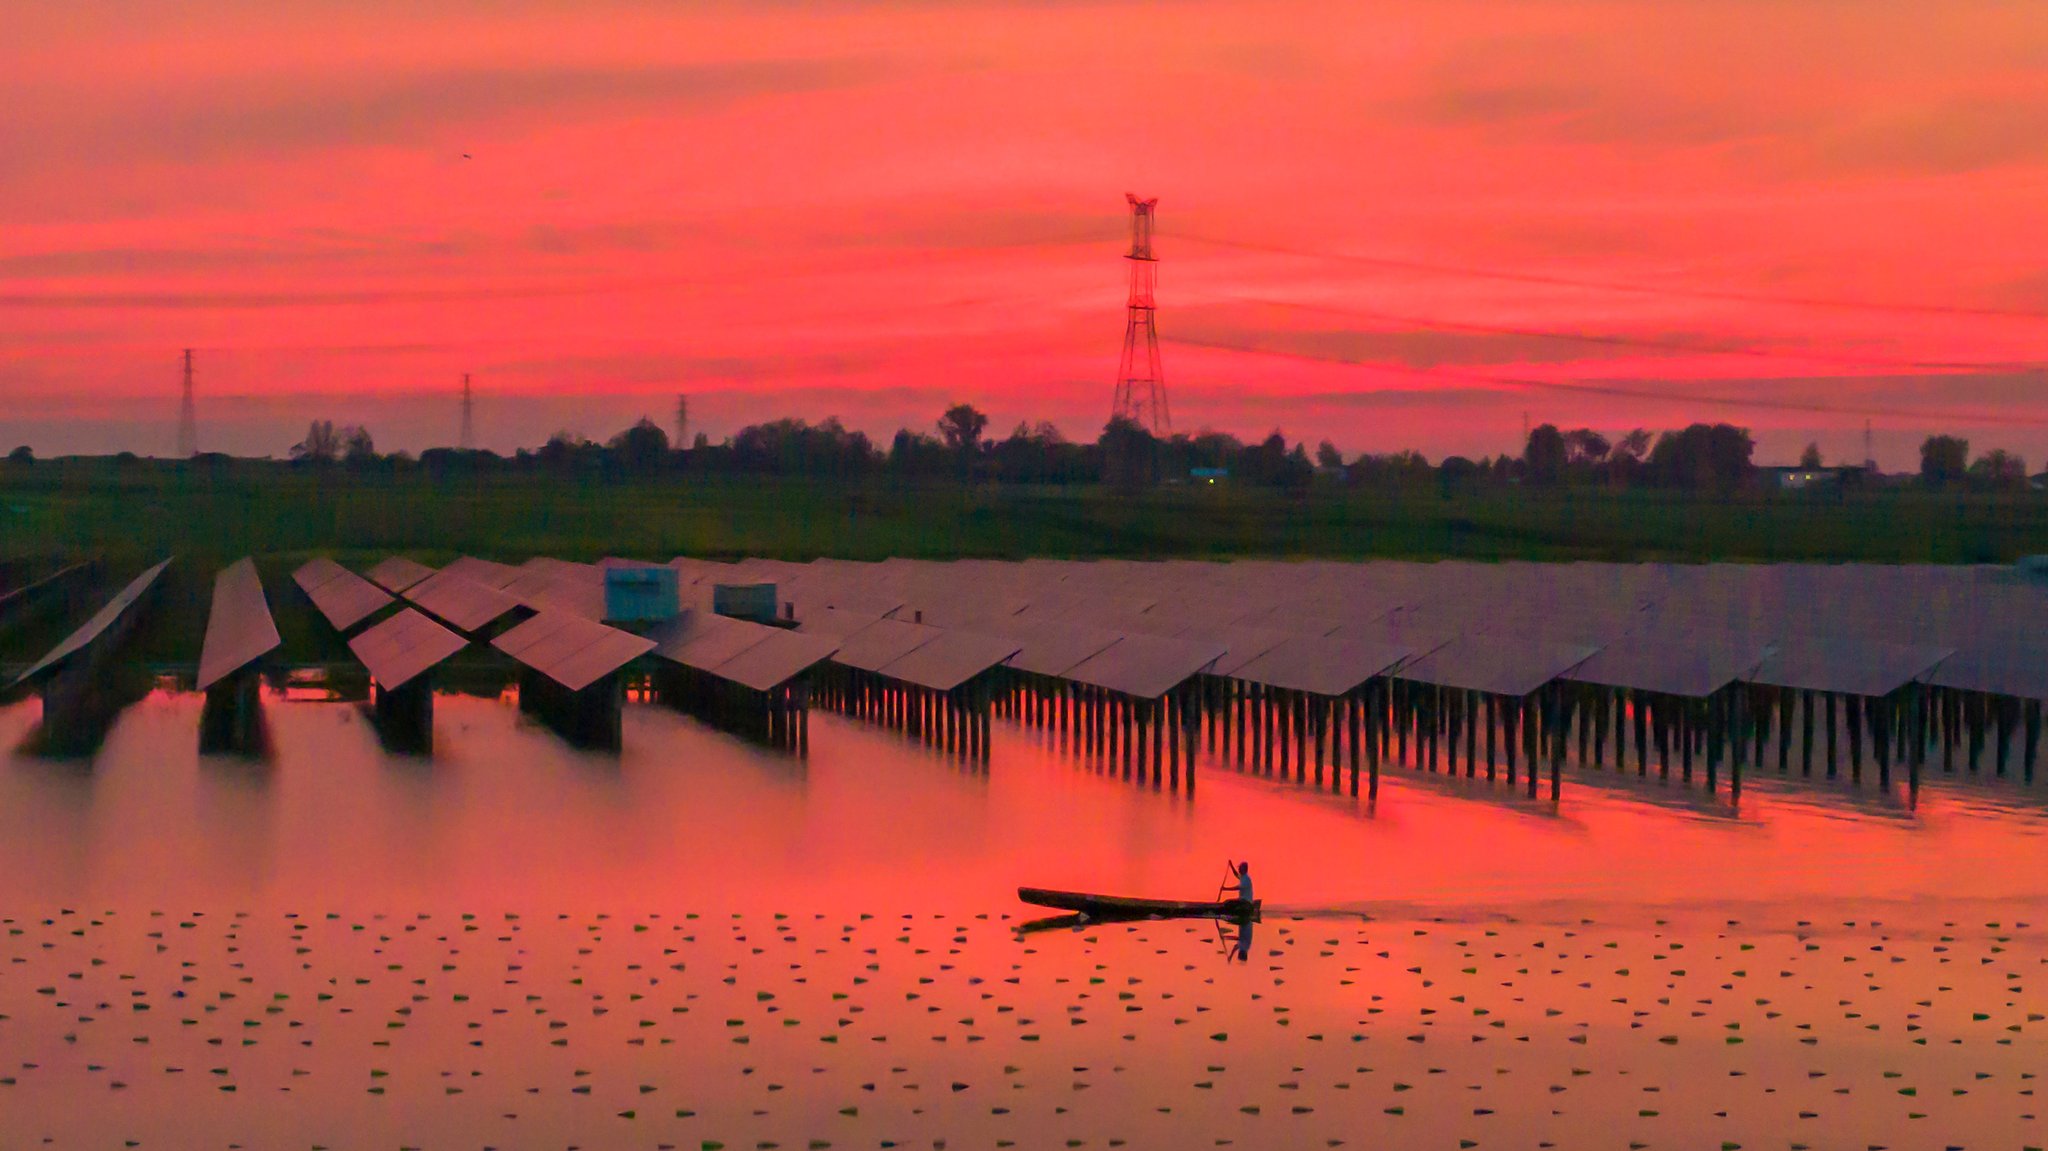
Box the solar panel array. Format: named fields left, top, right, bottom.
left=720, top=557, right=2048, bottom=702
left=403, top=569, right=525, bottom=634
left=12, top=558, right=173, bottom=687
left=647, top=610, right=842, bottom=691
left=363, top=556, right=436, bottom=594
left=348, top=608, right=470, bottom=690
left=197, top=558, right=282, bottom=691
left=346, top=556, right=2048, bottom=705
left=491, top=610, right=656, bottom=692
left=291, top=558, right=394, bottom=632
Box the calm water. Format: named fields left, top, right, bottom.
left=2, top=689, right=2043, bottom=1148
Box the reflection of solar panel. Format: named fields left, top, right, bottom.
left=491, top=610, right=655, bottom=692
left=1063, top=634, right=1226, bottom=700
left=404, top=570, right=525, bottom=633
left=348, top=608, right=469, bottom=690
left=292, top=559, right=393, bottom=632
left=877, top=631, right=1023, bottom=692
left=364, top=556, right=436, bottom=594
left=832, top=619, right=942, bottom=672
left=12, top=558, right=172, bottom=687
left=197, top=558, right=282, bottom=691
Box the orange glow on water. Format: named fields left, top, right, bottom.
left=1, top=692, right=2043, bottom=1146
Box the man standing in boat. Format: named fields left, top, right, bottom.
left=1229, top=860, right=1254, bottom=905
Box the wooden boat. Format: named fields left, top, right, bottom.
left=1017, top=886, right=1260, bottom=921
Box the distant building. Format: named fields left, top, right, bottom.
left=1761, top=465, right=1868, bottom=491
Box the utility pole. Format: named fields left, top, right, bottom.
left=460, top=374, right=475, bottom=450
left=1863, top=418, right=1876, bottom=472
left=676, top=394, right=689, bottom=448
left=177, top=349, right=198, bottom=457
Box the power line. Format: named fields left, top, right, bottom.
left=1173, top=233, right=2048, bottom=322
left=1166, top=333, right=2048, bottom=427
left=1229, top=297, right=2039, bottom=375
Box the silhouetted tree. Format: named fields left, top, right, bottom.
left=341, top=425, right=376, bottom=468
left=1101, top=416, right=1160, bottom=491
left=936, top=404, right=989, bottom=454
left=1799, top=442, right=1823, bottom=469
left=609, top=418, right=671, bottom=474
left=1920, top=435, right=1970, bottom=490
left=1523, top=424, right=1567, bottom=486
left=1438, top=454, right=1481, bottom=494
left=1969, top=448, right=2028, bottom=491
left=538, top=430, right=595, bottom=473
left=1315, top=440, right=1344, bottom=470
left=886, top=429, right=952, bottom=479
left=1563, top=429, right=1610, bottom=466
left=1646, top=423, right=1755, bottom=493
left=6, top=445, right=31, bottom=465
left=991, top=421, right=1087, bottom=483
left=290, top=420, right=341, bottom=464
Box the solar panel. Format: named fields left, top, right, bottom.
left=291, top=557, right=350, bottom=594
left=1395, top=634, right=1600, bottom=698
left=1061, top=633, right=1227, bottom=700
left=797, top=606, right=886, bottom=639
left=1928, top=638, right=2048, bottom=701
left=11, top=558, right=172, bottom=687
left=831, top=618, right=942, bottom=672
left=876, top=630, right=1024, bottom=692
left=648, top=611, right=775, bottom=672
left=1749, top=637, right=1952, bottom=697
left=404, top=570, right=525, bottom=633
left=1003, top=619, right=1124, bottom=678
left=293, top=559, right=394, bottom=632
left=1232, top=633, right=1410, bottom=697
left=714, top=630, right=843, bottom=692
left=364, top=556, right=436, bottom=594
left=491, top=610, right=655, bottom=692
left=347, top=608, right=469, bottom=690
left=498, top=564, right=607, bottom=619
left=1177, top=624, right=1292, bottom=679
left=442, top=555, right=525, bottom=589
left=197, top=558, right=283, bottom=691
left=1567, top=630, right=1774, bottom=698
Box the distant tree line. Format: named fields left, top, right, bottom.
left=267, top=410, right=2041, bottom=494
left=16, top=408, right=2026, bottom=497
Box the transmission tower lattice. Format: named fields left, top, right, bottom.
left=460, top=374, right=475, bottom=450
left=176, top=349, right=198, bottom=457
left=1112, top=193, right=1169, bottom=434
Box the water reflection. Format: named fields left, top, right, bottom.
left=0, top=687, right=2043, bottom=1150
left=0, top=688, right=2042, bottom=918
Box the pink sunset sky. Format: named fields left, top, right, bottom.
left=5, top=0, right=2048, bottom=466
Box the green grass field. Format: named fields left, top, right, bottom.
left=3, top=465, right=2044, bottom=569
